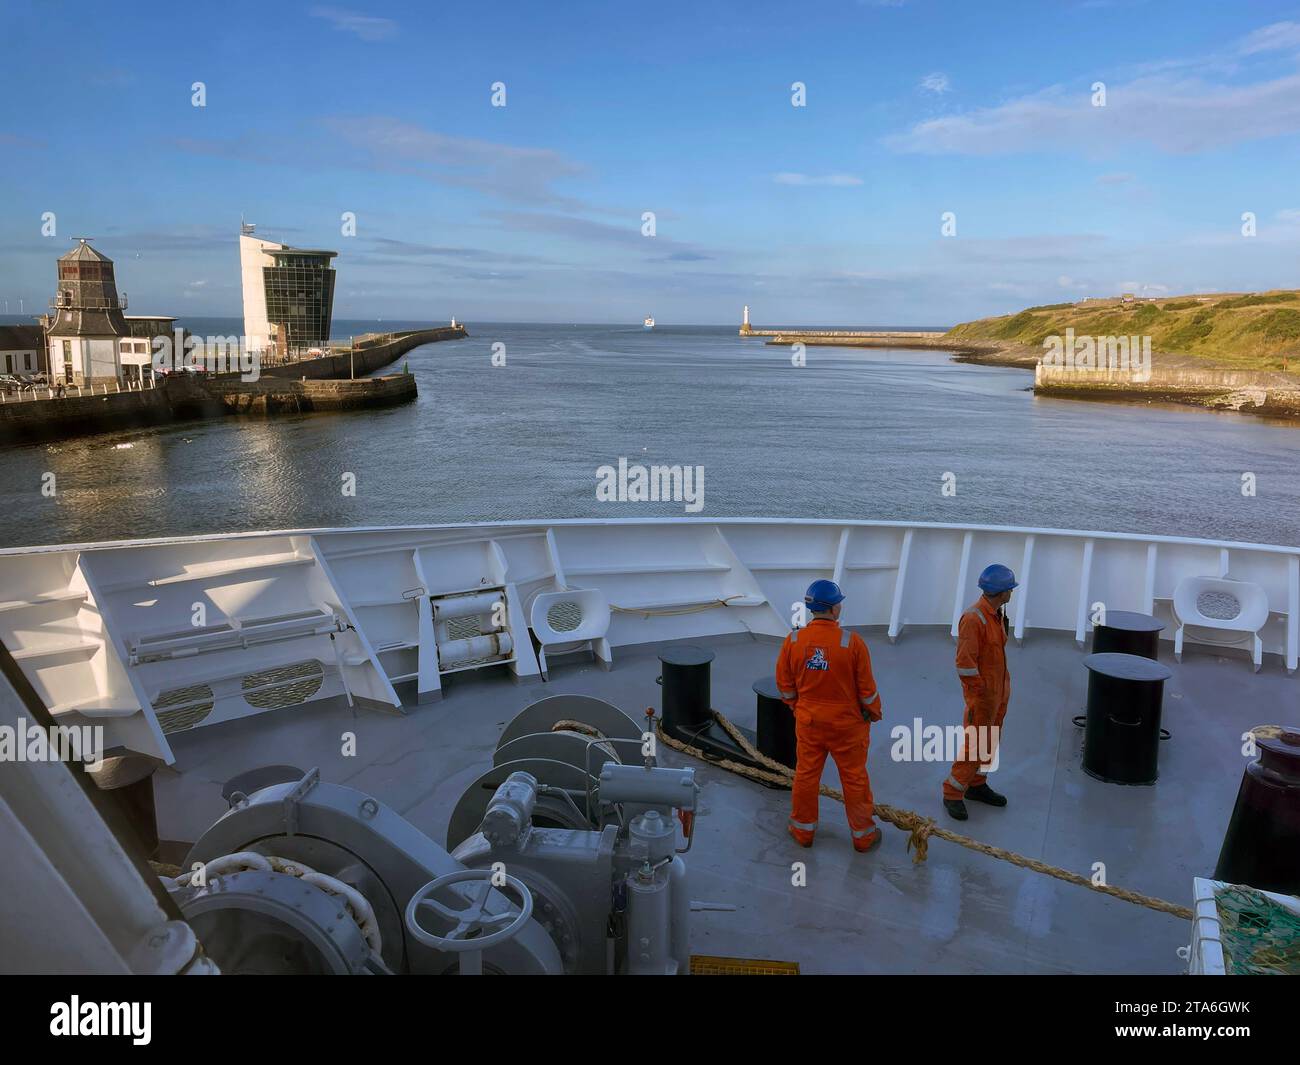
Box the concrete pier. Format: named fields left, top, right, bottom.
left=257, top=325, right=466, bottom=380
left=206, top=373, right=416, bottom=414
left=0, top=324, right=461, bottom=444
left=739, top=316, right=945, bottom=346
left=743, top=327, right=946, bottom=340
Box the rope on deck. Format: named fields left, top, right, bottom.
left=609, top=594, right=746, bottom=618
left=653, top=708, right=1194, bottom=923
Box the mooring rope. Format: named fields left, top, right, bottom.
left=651, top=708, right=1193, bottom=922
left=609, top=595, right=746, bottom=617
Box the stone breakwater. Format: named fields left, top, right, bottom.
left=743, top=330, right=1300, bottom=422
left=1034, top=362, right=1300, bottom=420
left=0, top=325, right=464, bottom=445
left=258, top=325, right=466, bottom=379
left=204, top=373, right=416, bottom=414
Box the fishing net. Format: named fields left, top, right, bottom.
left=1214, top=884, right=1300, bottom=975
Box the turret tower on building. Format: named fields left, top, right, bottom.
left=45, top=238, right=129, bottom=386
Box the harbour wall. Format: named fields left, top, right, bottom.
left=0, top=325, right=461, bottom=445
left=0, top=381, right=189, bottom=444
left=1034, top=363, right=1300, bottom=418
left=256, top=326, right=466, bottom=380
left=205, top=374, right=416, bottom=414
left=744, top=327, right=945, bottom=340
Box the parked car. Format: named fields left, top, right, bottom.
left=0, top=374, right=24, bottom=394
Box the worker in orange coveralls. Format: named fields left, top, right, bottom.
left=942, top=563, right=1016, bottom=821
left=775, top=579, right=883, bottom=853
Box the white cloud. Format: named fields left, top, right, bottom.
left=773, top=172, right=864, bottom=187
left=1237, top=21, right=1300, bottom=56
left=1277, top=208, right=1300, bottom=223
left=310, top=7, right=398, bottom=42
left=888, top=72, right=1300, bottom=155
left=322, top=117, right=585, bottom=206
left=890, top=22, right=1300, bottom=156
left=1095, top=171, right=1135, bottom=185
left=919, top=72, right=950, bottom=95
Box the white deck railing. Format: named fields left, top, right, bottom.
left=1, top=519, right=1295, bottom=771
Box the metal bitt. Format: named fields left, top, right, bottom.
left=1091, top=610, right=1165, bottom=661
left=657, top=645, right=775, bottom=782
left=753, top=676, right=797, bottom=771
left=1081, top=652, right=1172, bottom=785
left=1214, top=727, right=1300, bottom=895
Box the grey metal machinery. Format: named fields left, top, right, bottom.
left=163, top=695, right=702, bottom=975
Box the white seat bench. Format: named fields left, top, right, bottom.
left=1172, top=576, right=1270, bottom=672
left=529, top=589, right=612, bottom=676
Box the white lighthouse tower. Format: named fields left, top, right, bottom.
left=740, top=304, right=751, bottom=336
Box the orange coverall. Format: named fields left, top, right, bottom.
left=775, top=618, right=882, bottom=849
left=943, top=595, right=1011, bottom=800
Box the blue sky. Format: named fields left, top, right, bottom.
left=2, top=0, right=1300, bottom=325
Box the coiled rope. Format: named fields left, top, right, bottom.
left=654, top=708, right=1194, bottom=922
left=165, top=851, right=384, bottom=953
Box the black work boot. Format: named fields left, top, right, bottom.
left=966, top=783, right=1007, bottom=807
left=943, top=798, right=968, bottom=821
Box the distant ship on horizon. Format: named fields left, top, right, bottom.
left=644, top=315, right=655, bottom=329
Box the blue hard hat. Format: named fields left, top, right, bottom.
left=978, top=564, right=1018, bottom=595
left=804, top=579, right=845, bottom=612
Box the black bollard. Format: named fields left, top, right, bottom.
left=657, top=645, right=714, bottom=736
left=753, top=676, right=797, bottom=770
left=1081, top=652, right=1171, bottom=785
left=1214, top=727, right=1300, bottom=895
left=1091, top=610, right=1165, bottom=660
left=656, top=645, right=782, bottom=786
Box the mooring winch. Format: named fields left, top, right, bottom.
left=164, top=695, right=706, bottom=975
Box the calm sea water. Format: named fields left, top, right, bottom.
left=1, top=322, right=1297, bottom=549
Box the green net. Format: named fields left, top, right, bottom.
left=1214, top=884, right=1300, bottom=975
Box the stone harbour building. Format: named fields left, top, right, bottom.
left=45, top=239, right=129, bottom=387
left=41, top=239, right=180, bottom=387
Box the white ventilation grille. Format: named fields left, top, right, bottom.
left=547, top=600, right=583, bottom=632
left=242, top=660, right=325, bottom=710
left=154, top=684, right=216, bottom=734
left=446, top=616, right=481, bottom=641
left=1198, top=591, right=1242, bottom=621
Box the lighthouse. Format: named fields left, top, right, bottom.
left=740, top=304, right=751, bottom=336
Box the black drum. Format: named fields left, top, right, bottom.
left=1081, top=652, right=1171, bottom=785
